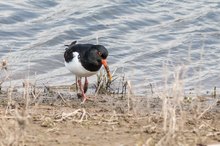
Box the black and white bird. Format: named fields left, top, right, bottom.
left=64, top=41, right=112, bottom=103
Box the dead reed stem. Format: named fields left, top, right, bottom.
left=56, top=108, right=89, bottom=123
left=126, top=81, right=133, bottom=112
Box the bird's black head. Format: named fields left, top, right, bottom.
left=93, top=45, right=108, bottom=60
left=91, top=45, right=112, bottom=81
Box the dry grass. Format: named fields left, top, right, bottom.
left=0, top=54, right=219, bottom=146
left=150, top=43, right=220, bottom=145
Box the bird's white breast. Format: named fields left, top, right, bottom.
left=65, top=52, right=97, bottom=77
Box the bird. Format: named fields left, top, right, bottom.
left=64, top=41, right=112, bottom=103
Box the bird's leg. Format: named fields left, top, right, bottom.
left=76, top=76, right=82, bottom=99
left=78, top=78, right=87, bottom=103
left=75, top=76, right=79, bottom=92
left=83, top=77, right=89, bottom=93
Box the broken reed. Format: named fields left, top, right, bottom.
left=0, top=59, right=29, bottom=145
left=95, top=68, right=128, bottom=96
left=0, top=59, right=8, bottom=93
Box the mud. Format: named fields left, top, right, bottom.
left=0, top=88, right=219, bottom=146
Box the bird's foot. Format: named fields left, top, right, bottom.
left=80, top=94, right=88, bottom=104
left=80, top=98, right=86, bottom=104
left=77, top=93, right=86, bottom=103
left=78, top=94, right=94, bottom=104
left=78, top=90, right=88, bottom=104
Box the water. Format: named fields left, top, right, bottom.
left=0, top=0, right=220, bottom=95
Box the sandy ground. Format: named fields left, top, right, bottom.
left=0, top=87, right=219, bottom=146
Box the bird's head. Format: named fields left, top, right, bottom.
left=93, top=45, right=112, bottom=81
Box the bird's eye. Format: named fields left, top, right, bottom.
left=97, top=51, right=102, bottom=56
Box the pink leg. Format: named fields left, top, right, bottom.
left=83, top=77, right=89, bottom=93
left=78, top=78, right=87, bottom=103
left=75, top=76, right=78, bottom=92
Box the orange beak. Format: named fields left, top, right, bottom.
left=101, top=59, right=112, bottom=81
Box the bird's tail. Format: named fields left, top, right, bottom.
left=65, top=41, right=77, bottom=50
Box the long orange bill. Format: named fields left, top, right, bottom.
left=101, top=59, right=112, bottom=81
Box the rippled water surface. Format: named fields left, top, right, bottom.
left=0, top=0, right=220, bottom=95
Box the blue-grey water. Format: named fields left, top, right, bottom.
left=0, top=0, right=220, bottom=95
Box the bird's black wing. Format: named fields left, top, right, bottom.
left=64, top=43, right=93, bottom=63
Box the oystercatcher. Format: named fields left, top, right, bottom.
left=64, top=41, right=112, bottom=103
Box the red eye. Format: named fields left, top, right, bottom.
left=97, top=51, right=102, bottom=56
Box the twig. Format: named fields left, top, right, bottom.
left=197, top=99, right=218, bottom=119
left=31, top=89, right=42, bottom=104
left=78, top=108, right=88, bottom=122
left=57, top=92, right=70, bottom=107
left=95, top=80, right=103, bottom=96
left=55, top=109, right=82, bottom=122
left=56, top=108, right=89, bottom=123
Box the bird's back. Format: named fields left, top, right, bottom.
left=64, top=43, right=93, bottom=63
